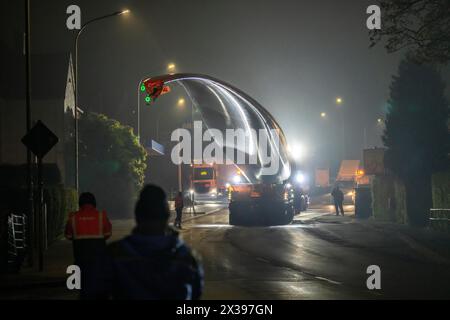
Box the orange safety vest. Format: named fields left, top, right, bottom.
left=65, top=204, right=112, bottom=240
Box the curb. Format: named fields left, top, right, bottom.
left=182, top=207, right=226, bottom=223
left=0, top=278, right=66, bottom=292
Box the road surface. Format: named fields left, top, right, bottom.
left=2, top=198, right=450, bottom=299
left=178, top=200, right=450, bottom=299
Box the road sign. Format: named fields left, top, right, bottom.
left=363, top=148, right=385, bottom=175
left=146, top=139, right=165, bottom=156
left=21, top=120, right=59, bottom=159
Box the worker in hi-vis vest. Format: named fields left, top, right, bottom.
left=65, top=192, right=112, bottom=299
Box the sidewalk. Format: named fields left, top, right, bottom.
left=307, top=213, right=450, bottom=266
left=0, top=204, right=224, bottom=299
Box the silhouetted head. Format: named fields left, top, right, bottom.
left=178, top=192, right=183, bottom=197
left=79, top=192, right=96, bottom=208
left=134, top=184, right=170, bottom=227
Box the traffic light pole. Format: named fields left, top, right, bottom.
left=37, top=157, right=44, bottom=272
left=24, top=0, right=35, bottom=267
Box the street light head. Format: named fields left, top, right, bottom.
left=321, top=112, right=327, bottom=118
left=336, top=97, right=343, bottom=105
left=119, top=9, right=130, bottom=15
left=287, top=143, right=306, bottom=161
left=177, top=98, right=186, bottom=108
left=167, top=63, right=176, bottom=73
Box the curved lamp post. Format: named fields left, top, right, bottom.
left=74, top=9, right=129, bottom=191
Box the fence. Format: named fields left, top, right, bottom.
left=7, top=213, right=27, bottom=272
left=429, top=209, right=450, bottom=233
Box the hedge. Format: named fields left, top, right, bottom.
left=430, top=170, right=450, bottom=233
left=371, top=175, right=407, bottom=223
left=432, top=171, right=450, bottom=209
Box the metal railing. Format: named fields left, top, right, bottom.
left=429, top=209, right=450, bottom=233
left=7, top=213, right=27, bottom=270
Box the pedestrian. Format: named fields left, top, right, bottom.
left=106, top=184, right=203, bottom=300
left=293, top=187, right=304, bottom=215
left=64, top=192, right=112, bottom=299
left=174, top=191, right=184, bottom=229
left=331, top=185, right=345, bottom=216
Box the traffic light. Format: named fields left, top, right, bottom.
left=141, top=79, right=172, bottom=106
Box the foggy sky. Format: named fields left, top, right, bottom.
left=28, top=0, right=405, bottom=163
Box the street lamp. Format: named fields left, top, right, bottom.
left=74, top=9, right=130, bottom=192
left=167, top=63, right=177, bottom=74
left=320, top=112, right=327, bottom=118
left=334, top=96, right=345, bottom=160
left=287, top=143, right=306, bottom=161
left=177, top=98, right=186, bottom=108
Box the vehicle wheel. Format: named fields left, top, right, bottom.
left=229, top=213, right=236, bottom=225
left=229, top=203, right=246, bottom=226
left=284, top=205, right=294, bottom=224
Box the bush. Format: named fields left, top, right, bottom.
left=45, top=186, right=78, bottom=244
left=393, top=178, right=407, bottom=224
left=79, top=113, right=147, bottom=218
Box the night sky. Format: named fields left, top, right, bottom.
left=15, top=0, right=418, bottom=164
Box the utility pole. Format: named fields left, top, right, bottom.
left=24, top=0, right=35, bottom=267
left=178, top=164, right=182, bottom=192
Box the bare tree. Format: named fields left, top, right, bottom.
left=370, top=0, right=450, bottom=64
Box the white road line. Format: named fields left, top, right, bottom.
left=314, top=276, right=343, bottom=285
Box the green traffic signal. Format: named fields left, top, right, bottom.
left=140, top=85, right=146, bottom=92
left=145, top=96, right=151, bottom=103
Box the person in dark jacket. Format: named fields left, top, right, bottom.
left=331, top=185, right=345, bottom=216
left=174, top=192, right=184, bottom=229
left=106, top=184, right=203, bottom=300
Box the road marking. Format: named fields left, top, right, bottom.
left=314, top=276, right=342, bottom=285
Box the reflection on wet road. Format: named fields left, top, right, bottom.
left=179, top=203, right=450, bottom=300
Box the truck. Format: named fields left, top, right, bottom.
left=336, top=160, right=361, bottom=184
left=315, top=168, right=330, bottom=188
left=335, top=160, right=368, bottom=204
left=226, top=162, right=297, bottom=226
left=140, top=73, right=294, bottom=226
left=228, top=182, right=294, bottom=226
left=191, top=163, right=240, bottom=200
